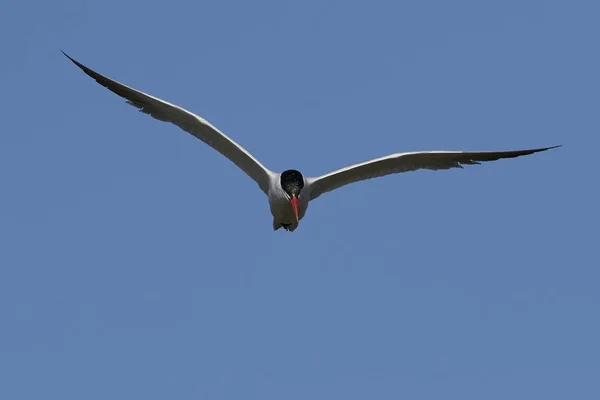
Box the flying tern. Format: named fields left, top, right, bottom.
left=62, top=51, right=559, bottom=232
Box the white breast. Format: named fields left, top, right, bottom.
left=268, top=175, right=310, bottom=225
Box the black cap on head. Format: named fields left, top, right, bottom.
left=280, top=170, right=304, bottom=198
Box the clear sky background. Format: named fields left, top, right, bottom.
left=1, top=0, right=598, bottom=399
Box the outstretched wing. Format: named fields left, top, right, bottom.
left=307, top=146, right=559, bottom=200
left=62, top=51, right=274, bottom=194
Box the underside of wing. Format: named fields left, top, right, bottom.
left=307, top=146, right=560, bottom=200
left=62, top=51, right=273, bottom=194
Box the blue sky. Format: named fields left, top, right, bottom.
left=1, top=0, right=598, bottom=398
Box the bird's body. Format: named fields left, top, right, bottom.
left=268, top=171, right=310, bottom=231
left=62, top=51, right=559, bottom=232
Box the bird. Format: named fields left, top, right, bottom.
left=62, top=51, right=559, bottom=232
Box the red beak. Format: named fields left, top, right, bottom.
left=290, top=196, right=299, bottom=223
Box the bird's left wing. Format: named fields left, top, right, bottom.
left=306, top=146, right=559, bottom=200
left=62, top=51, right=274, bottom=195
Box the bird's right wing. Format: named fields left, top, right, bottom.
left=62, top=51, right=274, bottom=195
left=306, top=146, right=559, bottom=200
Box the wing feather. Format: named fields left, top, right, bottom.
left=307, top=147, right=560, bottom=200
left=62, top=51, right=273, bottom=194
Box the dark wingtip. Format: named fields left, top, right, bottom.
left=60, top=50, right=97, bottom=79
left=60, top=49, right=78, bottom=65
left=534, top=145, right=561, bottom=153
left=542, top=145, right=562, bottom=153
left=530, top=145, right=561, bottom=157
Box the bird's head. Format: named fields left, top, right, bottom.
left=280, top=169, right=305, bottom=223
